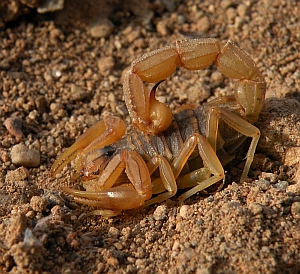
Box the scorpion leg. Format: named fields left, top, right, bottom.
left=172, top=134, right=224, bottom=203
left=50, top=116, right=126, bottom=178
left=206, top=107, right=260, bottom=182
left=145, top=133, right=224, bottom=204
left=143, top=155, right=177, bottom=207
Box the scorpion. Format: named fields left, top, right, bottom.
left=51, top=38, right=266, bottom=216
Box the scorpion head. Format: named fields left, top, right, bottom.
left=80, top=137, right=130, bottom=182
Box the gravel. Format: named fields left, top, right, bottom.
left=0, top=0, right=299, bottom=273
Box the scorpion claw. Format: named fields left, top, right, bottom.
left=50, top=116, right=126, bottom=177
left=62, top=184, right=148, bottom=211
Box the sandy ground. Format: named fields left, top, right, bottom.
left=0, top=0, right=299, bottom=273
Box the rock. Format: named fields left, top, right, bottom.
left=37, top=0, right=64, bottom=13
left=196, top=16, right=210, bottom=32
left=153, top=205, right=168, bottom=220
left=179, top=205, right=193, bottom=219
left=70, top=84, right=89, bottom=101
left=4, top=117, right=24, bottom=142
left=89, top=18, right=114, bottom=38
left=5, top=167, right=29, bottom=181
left=11, top=144, right=40, bottom=167
left=290, top=202, right=300, bottom=219
left=30, top=196, right=49, bottom=212
left=97, top=56, right=115, bottom=77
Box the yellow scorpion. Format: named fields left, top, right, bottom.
left=51, top=38, right=266, bottom=216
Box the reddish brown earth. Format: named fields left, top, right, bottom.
left=0, top=0, right=299, bottom=273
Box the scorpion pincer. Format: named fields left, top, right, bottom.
left=51, top=38, right=266, bottom=216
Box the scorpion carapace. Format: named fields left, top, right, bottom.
left=51, top=38, right=266, bottom=216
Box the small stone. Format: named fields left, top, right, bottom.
left=43, top=190, right=66, bottom=207
left=248, top=202, right=264, bottom=215
left=30, top=196, right=49, bottom=212
left=98, top=56, right=115, bottom=77
left=221, top=201, right=242, bottom=214
left=210, top=71, right=224, bottom=87
left=156, top=20, right=168, bottom=36
left=255, top=179, right=270, bottom=191
left=274, top=181, right=289, bottom=190
left=50, top=102, right=64, bottom=114
left=153, top=205, right=168, bottom=220
left=71, top=84, right=89, bottom=101
left=89, top=18, right=114, bottom=38
left=43, top=71, right=53, bottom=83
left=237, top=4, right=248, bottom=18
left=51, top=69, right=62, bottom=79
left=5, top=166, right=29, bottom=182
left=196, top=16, right=210, bottom=32
left=226, top=7, right=237, bottom=22
left=260, top=172, right=278, bottom=183
left=287, top=183, right=300, bottom=195
left=28, top=110, right=38, bottom=120
left=220, top=0, right=232, bottom=9
left=11, top=144, right=40, bottom=167
left=172, top=240, right=180, bottom=251
left=108, top=227, right=119, bottom=238
left=35, top=96, right=48, bottom=113
left=0, top=149, right=10, bottom=162
left=291, top=227, right=300, bottom=240
left=4, top=117, right=24, bottom=141
left=290, top=202, right=300, bottom=218
left=179, top=205, right=193, bottom=219
left=114, top=242, right=123, bottom=250
left=37, top=0, right=64, bottom=13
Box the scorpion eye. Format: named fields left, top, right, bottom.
left=102, top=146, right=116, bottom=157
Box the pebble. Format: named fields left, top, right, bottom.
left=10, top=144, right=40, bottom=167
left=226, top=7, right=237, bottom=22
left=196, top=16, right=210, bottom=32
left=237, top=4, right=248, bottom=18
left=5, top=166, right=29, bottom=182
left=172, top=240, right=180, bottom=251
left=71, top=84, right=89, bottom=101
left=97, top=56, right=115, bottom=77
left=43, top=190, right=66, bottom=207
left=156, top=20, right=168, bottom=36
left=286, top=183, right=300, bottom=195
left=274, top=181, right=289, bottom=190
left=291, top=227, right=300, bottom=240
left=248, top=202, right=264, bottom=215
left=4, top=117, right=24, bottom=141
left=153, top=205, right=168, bottom=220
left=220, top=0, right=232, bottom=9
left=108, top=227, right=120, bottom=238
left=30, top=196, right=49, bottom=212
left=260, top=172, right=277, bottom=183
left=179, top=205, right=193, bottom=219
left=37, top=0, right=64, bottom=13
left=290, top=202, right=300, bottom=218
left=255, top=179, right=270, bottom=191
left=50, top=102, right=64, bottom=114
left=89, top=18, right=114, bottom=38
left=221, top=201, right=242, bottom=214
left=23, top=228, right=42, bottom=248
